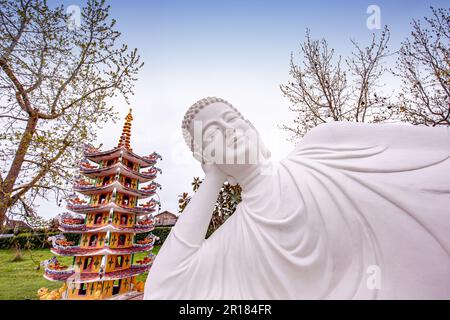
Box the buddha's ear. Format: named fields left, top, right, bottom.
left=249, top=124, right=271, bottom=160
left=192, top=149, right=203, bottom=163
left=260, top=141, right=271, bottom=160
left=263, top=147, right=271, bottom=159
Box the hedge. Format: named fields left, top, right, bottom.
left=0, top=232, right=59, bottom=249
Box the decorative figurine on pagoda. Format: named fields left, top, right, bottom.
left=41, top=109, right=162, bottom=300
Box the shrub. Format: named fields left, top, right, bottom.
left=0, top=228, right=14, bottom=234
left=135, top=227, right=172, bottom=245
left=0, top=232, right=59, bottom=249
left=64, top=233, right=81, bottom=244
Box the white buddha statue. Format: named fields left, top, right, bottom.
left=144, top=97, right=450, bottom=299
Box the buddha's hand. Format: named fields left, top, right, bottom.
left=201, top=163, right=227, bottom=182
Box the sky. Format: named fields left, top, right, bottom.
left=36, top=0, right=448, bottom=219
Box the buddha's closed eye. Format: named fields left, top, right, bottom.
left=204, top=127, right=219, bottom=139
left=223, top=111, right=240, bottom=123
left=227, top=115, right=239, bottom=122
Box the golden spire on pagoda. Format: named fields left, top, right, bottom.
left=117, top=108, right=133, bottom=151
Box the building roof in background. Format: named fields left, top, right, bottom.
left=154, top=210, right=178, bottom=218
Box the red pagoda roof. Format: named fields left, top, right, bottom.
left=73, top=180, right=159, bottom=199
left=80, top=162, right=160, bottom=182
left=84, top=146, right=160, bottom=168
left=66, top=201, right=158, bottom=215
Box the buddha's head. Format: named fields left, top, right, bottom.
left=182, top=97, right=271, bottom=178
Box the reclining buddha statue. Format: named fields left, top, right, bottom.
left=144, top=97, right=450, bottom=299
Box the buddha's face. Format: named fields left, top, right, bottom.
left=188, top=102, right=270, bottom=177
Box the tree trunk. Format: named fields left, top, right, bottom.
left=0, top=115, right=39, bottom=226
left=0, top=192, right=10, bottom=227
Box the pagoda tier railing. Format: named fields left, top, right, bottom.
left=58, top=215, right=155, bottom=229
left=51, top=243, right=154, bottom=257
left=44, top=269, right=76, bottom=282
left=66, top=202, right=158, bottom=214
left=59, top=214, right=85, bottom=229
left=58, top=224, right=155, bottom=234
left=51, top=235, right=156, bottom=253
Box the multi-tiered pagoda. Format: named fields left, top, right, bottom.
left=43, top=109, right=162, bottom=300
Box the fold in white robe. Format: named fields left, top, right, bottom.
left=144, top=122, right=450, bottom=299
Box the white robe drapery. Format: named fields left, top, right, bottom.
left=144, top=122, right=450, bottom=299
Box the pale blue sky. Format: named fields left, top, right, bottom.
left=37, top=0, right=448, bottom=219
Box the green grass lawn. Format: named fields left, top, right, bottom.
left=0, top=246, right=160, bottom=300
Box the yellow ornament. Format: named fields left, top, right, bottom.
left=37, top=287, right=49, bottom=298
left=48, top=289, right=61, bottom=300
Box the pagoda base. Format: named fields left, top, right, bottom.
left=107, top=291, right=143, bottom=300
left=59, top=290, right=144, bottom=300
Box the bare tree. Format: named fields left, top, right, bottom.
left=395, top=7, right=449, bottom=126
left=280, top=27, right=394, bottom=140
left=0, top=0, right=143, bottom=225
